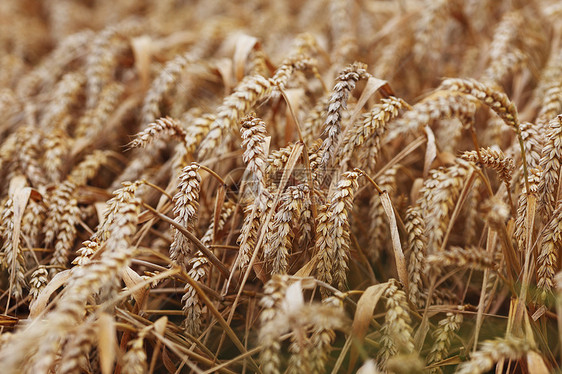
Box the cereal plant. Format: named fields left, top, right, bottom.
left=0, top=1, right=561, bottom=373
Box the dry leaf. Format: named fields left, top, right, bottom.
left=349, top=77, right=393, bottom=125
left=526, top=351, right=549, bottom=374
left=122, top=266, right=148, bottom=307
left=29, top=269, right=72, bottom=319
left=97, top=313, right=117, bottom=374
left=380, top=192, right=409, bottom=292
left=131, top=36, right=152, bottom=90
left=349, top=283, right=389, bottom=370
left=233, top=34, right=259, bottom=82
left=424, top=125, right=436, bottom=178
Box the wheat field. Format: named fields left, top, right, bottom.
left=0, top=0, right=562, bottom=373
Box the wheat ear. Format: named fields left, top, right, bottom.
left=426, top=308, right=464, bottom=374
left=456, top=337, right=530, bottom=374
left=319, top=62, right=370, bottom=169
left=198, top=74, right=273, bottom=158
left=377, top=279, right=414, bottom=368
left=538, top=115, right=562, bottom=218
left=128, top=116, right=187, bottom=149
left=169, top=163, right=201, bottom=270
left=315, top=171, right=360, bottom=292
left=405, top=206, right=427, bottom=308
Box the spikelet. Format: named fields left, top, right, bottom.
left=43, top=180, right=76, bottom=247
left=14, top=125, right=46, bottom=187
left=22, top=196, right=46, bottom=249
left=72, top=240, right=99, bottom=267
left=16, top=30, right=93, bottom=97
left=266, top=143, right=296, bottom=186
left=183, top=113, right=215, bottom=156
left=169, top=163, right=201, bottom=270
left=482, top=12, right=527, bottom=84
left=95, top=181, right=140, bottom=241
left=308, top=295, right=344, bottom=374
left=456, top=337, right=530, bottom=374
left=329, top=0, right=358, bottom=65
left=29, top=265, right=48, bottom=302
left=85, top=21, right=140, bottom=108
left=260, top=278, right=347, bottom=374
left=302, top=95, right=330, bottom=144
left=535, top=49, right=562, bottom=135
left=271, top=54, right=317, bottom=90
left=39, top=72, right=86, bottom=130
left=237, top=189, right=274, bottom=271
left=412, top=0, right=450, bottom=65
left=319, top=62, right=370, bottom=170
left=43, top=127, right=71, bottom=183
left=426, top=308, right=464, bottom=374
left=315, top=171, right=359, bottom=292
left=518, top=121, right=542, bottom=172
